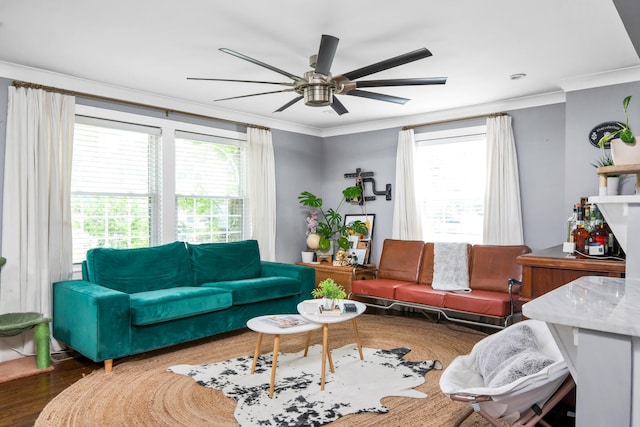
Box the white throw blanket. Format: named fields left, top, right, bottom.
left=432, top=242, right=470, bottom=292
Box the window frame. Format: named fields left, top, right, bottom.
left=414, top=125, right=487, bottom=244
left=72, top=104, right=248, bottom=260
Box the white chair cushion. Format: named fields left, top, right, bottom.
left=475, top=322, right=554, bottom=387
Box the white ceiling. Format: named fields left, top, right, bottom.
left=1, top=1, right=640, bottom=135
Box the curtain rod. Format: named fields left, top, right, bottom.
left=402, top=112, right=507, bottom=131
left=11, top=80, right=270, bottom=131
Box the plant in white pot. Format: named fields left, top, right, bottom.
left=591, top=153, right=620, bottom=195
left=311, top=278, right=347, bottom=310
left=598, top=95, right=640, bottom=165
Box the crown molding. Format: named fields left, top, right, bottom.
left=0, top=60, right=326, bottom=137
left=558, top=65, right=640, bottom=93
left=5, top=60, right=639, bottom=138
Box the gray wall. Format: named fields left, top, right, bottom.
left=565, top=82, right=640, bottom=207
left=1, top=77, right=639, bottom=265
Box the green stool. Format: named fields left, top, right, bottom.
left=0, top=312, right=52, bottom=368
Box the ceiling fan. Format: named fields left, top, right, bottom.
left=188, top=34, right=447, bottom=116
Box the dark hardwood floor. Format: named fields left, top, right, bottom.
left=0, top=355, right=101, bottom=427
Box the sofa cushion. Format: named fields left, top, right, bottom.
left=469, top=245, right=530, bottom=292
left=443, top=289, right=513, bottom=317
left=377, top=239, right=425, bottom=282
left=86, top=241, right=193, bottom=293
left=188, top=240, right=261, bottom=284
left=201, top=276, right=300, bottom=305
left=129, top=287, right=232, bottom=326
left=394, top=284, right=447, bottom=307
left=351, top=278, right=413, bottom=300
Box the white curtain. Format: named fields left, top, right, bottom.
left=0, top=87, right=75, bottom=362
left=392, top=129, right=423, bottom=240
left=483, top=115, right=524, bottom=245
left=247, top=127, right=276, bottom=261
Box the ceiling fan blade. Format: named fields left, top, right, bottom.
left=188, top=77, right=295, bottom=86
left=355, top=77, right=447, bottom=87
left=340, top=48, right=433, bottom=81
left=346, top=89, right=409, bottom=105
left=315, top=34, right=339, bottom=76
left=214, top=88, right=296, bottom=102
left=331, top=96, right=349, bottom=115
left=219, top=48, right=303, bottom=82
left=274, top=96, right=304, bottom=112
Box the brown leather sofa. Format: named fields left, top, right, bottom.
left=350, top=239, right=531, bottom=329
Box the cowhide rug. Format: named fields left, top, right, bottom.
left=169, top=343, right=442, bottom=426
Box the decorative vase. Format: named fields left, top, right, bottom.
left=316, top=240, right=334, bottom=257
left=301, top=251, right=315, bottom=263
left=306, top=233, right=320, bottom=250
left=323, top=298, right=337, bottom=311
left=611, top=137, right=640, bottom=166
left=607, top=176, right=620, bottom=195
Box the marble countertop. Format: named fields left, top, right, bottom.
left=523, top=276, right=640, bottom=337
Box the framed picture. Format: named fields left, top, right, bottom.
left=348, top=248, right=368, bottom=265
left=344, top=214, right=375, bottom=241
left=347, top=235, right=360, bottom=249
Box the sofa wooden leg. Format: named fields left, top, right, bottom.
left=104, top=359, right=113, bottom=373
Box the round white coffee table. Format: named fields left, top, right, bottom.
left=297, top=300, right=366, bottom=390
left=246, top=314, right=322, bottom=397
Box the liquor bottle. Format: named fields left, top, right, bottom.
left=589, top=219, right=608, bottom=256
left=572, top=206, right=590, bottom=254
left=567, top=204, right=578, bottom=242
left=583, top=204, right=592, bottom=232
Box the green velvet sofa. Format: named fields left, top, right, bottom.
left=52, top=240, right=315, bottom=372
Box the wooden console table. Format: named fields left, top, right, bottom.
left=296, top=262, right=376, bottom=294
left=516, top=245, right=625, bottom=302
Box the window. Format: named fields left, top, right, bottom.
left=414, top=126, right=487, bottom=244
left=70, top=106, right=247, bottom=264
left=71, top=118, right=160, bottom=263
left=175, top=132, right=245, bottom=243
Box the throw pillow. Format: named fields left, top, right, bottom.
left=432, top=242, right=470, bottom=291
left=475, top=323, right=553, bottom=387
left=486, top=348, right=555, bottom=388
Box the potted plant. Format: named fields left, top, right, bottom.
left=311, top=278, right=347, bottom=310
left=598, top=95, right=640, bottom=165
left=298, top=186, right=369, bottom=253
left=591, top=153, right=620, bottom=195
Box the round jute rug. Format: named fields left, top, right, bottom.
left=36, top=314, right=492, bottom=426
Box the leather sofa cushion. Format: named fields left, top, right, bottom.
left=188, top=240, right=262, bottom=284
left=377, top=239, right=425, bottom=282
left=86, top=241, right=193, bottom=293
left=201, top=276, right=301, bottom=305
left=130, top=287, right=232, bottom=326
left=444, top=289, right=513, bottom=317
left=351, top=278, right=413, bottom=300
left=394, top=284, right=447, bottom=307
left=469, top=245, right=530, bottom=292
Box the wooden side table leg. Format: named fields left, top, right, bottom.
left=251, top=333, right=263, bottom=374
left=304, top=331, right=313, bottom=357
left=352, top=318, right=364, bottom=360
left=326, top=334, right=334, bottom=373
left=321, top=323, right=329, bottom=391
left=269, top=334, right=280, bottom=398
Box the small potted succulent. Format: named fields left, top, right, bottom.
left=311, top=278, right=347, bottom=310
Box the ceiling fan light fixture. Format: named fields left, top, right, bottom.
left=304, top=84, right=334, bottom=106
